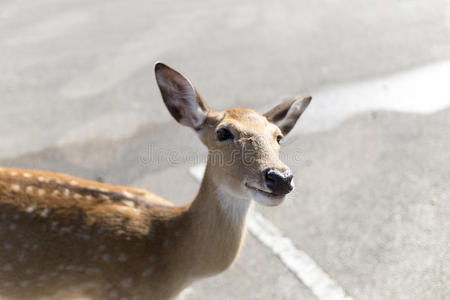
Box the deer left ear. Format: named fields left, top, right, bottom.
left=155, top=62, right=210, bottom=130
left=264, top=96, right=312, bottom=135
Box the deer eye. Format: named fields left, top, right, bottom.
left=276, top=135, right=283, bottom=144
left=216, top=128, right=234, bottom=141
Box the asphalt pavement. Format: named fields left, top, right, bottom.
left=1, top=0, right=449, bottom=299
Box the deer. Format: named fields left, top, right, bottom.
left=0, top=62, right=312, bottom=300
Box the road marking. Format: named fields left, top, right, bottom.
left=189, top=163, right=354, bottom=300
left=287, top=60, right=450, bottom=135
left=248, top=212, right=354, bottom=300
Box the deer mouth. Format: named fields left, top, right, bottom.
left=245, top=183, right=285, bottom=206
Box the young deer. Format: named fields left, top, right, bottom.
left=0, top=63, right=311, bottom=300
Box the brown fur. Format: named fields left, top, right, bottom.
left=0, top=163, right=249, bottom=300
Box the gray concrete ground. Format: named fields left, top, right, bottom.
left=1, top=0, right=449, bottom=299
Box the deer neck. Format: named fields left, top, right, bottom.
left=181, top=160, right=253, bottom=277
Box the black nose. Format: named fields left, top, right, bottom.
left=264, top=169, right=294, bottom=195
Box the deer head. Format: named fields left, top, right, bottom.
left=155, top=62, right=311, bottom=207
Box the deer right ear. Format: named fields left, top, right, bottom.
left=155, top=62, right=209, bottom=130
left=264, top=96, right=312, bottom=135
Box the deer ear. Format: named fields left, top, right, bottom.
left=264, top=96, right=312, bottom=135
left=155, top=62, right=209, bottom=130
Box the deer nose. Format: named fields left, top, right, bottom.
left=264, top=169, right=294, bottom=195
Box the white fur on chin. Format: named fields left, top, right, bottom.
left=216, top=183, right=253, bottom=226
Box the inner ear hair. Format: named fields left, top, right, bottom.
left=155, top=62, right=210, bottom=130
left=264, top=96, right=312, bottom=135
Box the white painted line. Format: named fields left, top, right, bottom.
left=189, top=163, right=354, bottom=300
left=248, top=212, right=354, bottom=300
left=288, top=60, right=450, bottom=135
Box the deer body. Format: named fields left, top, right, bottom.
left=0, top=163, right=249, bottom=299
left=0, top=63, right=311, bottom=299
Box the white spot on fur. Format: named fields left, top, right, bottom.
left=74, top=193, right=82, bottom=199
left=99, top=188, right=110, bottom=193
left=26, top=205, right=36, bottom=213
left=123, top=191, right=134, bottom=198
left=41, top=208, right=50, bottom=218
left=52, top=190, right=61, bottom=196
left=38, top=189, right=46, bottom=196
left=70, top=180, right=79, bottom=186
left=38, top=176, right=46, bottom=182
left=10, top=171, right=18, bottom=176
left=11, top=184, right=21, bottom=192
left=121, top=200, right=135, bottom=208
left=23, top=173, right=32, bottom=178
left=26, top=186, right=34, bottom=194
left=64, top=189, right=70, bottom=197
